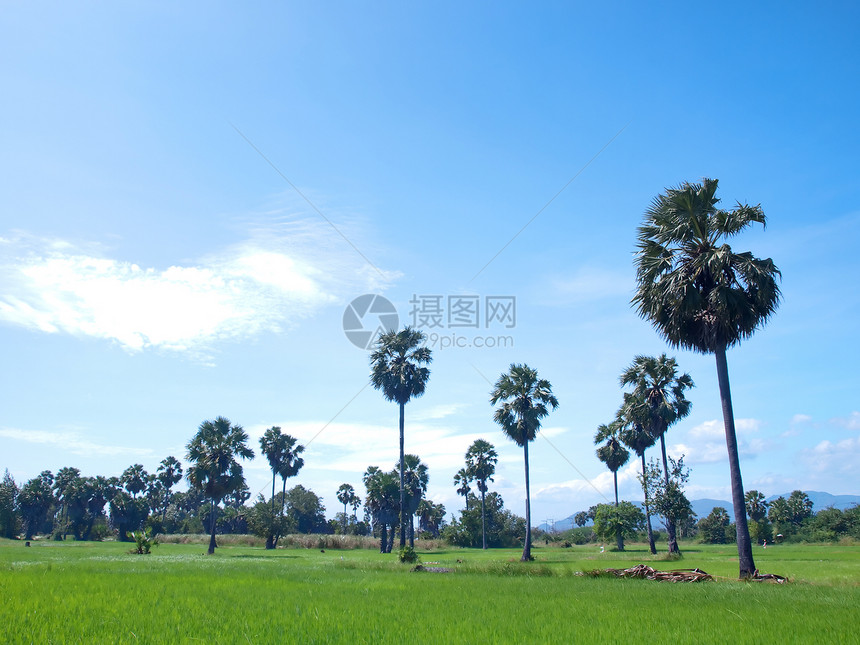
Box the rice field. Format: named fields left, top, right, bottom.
left=1, top=538, right=857, bottom=643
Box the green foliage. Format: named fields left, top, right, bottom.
left=398, top=545, right=419, bottom=563
left=443, top=492, right=525, bottom=548
left=592, top=502, right=645, bottom=544
left=698, top=507, right=735, bottom=544
left=128, top=528, right=159, bottom=554
left=0, top=470, right=20, bottom=539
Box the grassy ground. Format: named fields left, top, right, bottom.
left=1, top=538, right=857, bottom=643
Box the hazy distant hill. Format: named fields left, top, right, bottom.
left=538, top=491, right=860, bottom=532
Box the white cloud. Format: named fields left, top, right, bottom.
left=830, top=411, right=860, bottom=431
left=791, top=413, right=812, bottom=425
left=672, top=418, right=766, bottom=465
left=801, top=435, right=860, bottom=474
left=0, top=426, right=154, bottom=458
left=539, top=426, right=568, bottom=438
left=0, top=227, right=397, bottom=356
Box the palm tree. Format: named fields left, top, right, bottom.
left=398, top=454, right=429, bottom=548
left=121, top=464, right=149, bottom=499
left=370, top=327, right=432, bottom=548
left=617, top=395, right=658, bottom=554
left=363, top=466, right=399, bottom=553
left=633, top=178, right=781, bottom=578
left=490, top=364, right=558, bottom=561
left=260, top=426, right=290, bottom=549
left=620, top=354, right=694, bottom=554
left=275, top=435, right=305, bottom=544
left=465, top=439, right=498, bottom=550
left=453, top=468, right=473, bottom=510
left=156, top=456, right=183, bottom=525
left=594, top=420, right=630, bottom=551
left=337, top=483, right=358, bottom=533
left=186, top=416, right=254, bottom=555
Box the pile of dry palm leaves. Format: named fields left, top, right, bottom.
left=591, top=564, right=713, bottom=582
left=583, top=564, right=787, bottom=583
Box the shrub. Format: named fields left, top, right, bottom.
left=129, top=528, right=159, bottom=554
left=398, top=546, right=419, bottom=563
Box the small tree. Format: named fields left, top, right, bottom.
left=698, top=507, right=734, bottom=544
left=592, top=502, right=645, bottom=546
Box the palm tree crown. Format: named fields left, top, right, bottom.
left=633, top=177, right=781, bottom=353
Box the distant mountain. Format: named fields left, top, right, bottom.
left=690, top=499, right=734, bottom=520
left=767, top=491, right=860, bottom=511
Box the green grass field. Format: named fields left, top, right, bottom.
left=1, top=538, right=857, bottom=644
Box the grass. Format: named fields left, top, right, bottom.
left=1, top=538, right=857, bottom=643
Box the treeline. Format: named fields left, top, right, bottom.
left=558, top=489, right=860, bottom=547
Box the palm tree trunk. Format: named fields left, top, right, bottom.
left=715, top=345, right=756, bottom=579
left=208, top=499, right=218, bottom=555
left=379, top=521, right=387, bottom=553
left=614, top=471, right=624, bottom=551
left=521, top=442, right=532, bottom=562
left=398, top=402, right=406, bottom=549
left=641, top=453, right=656, bottom=554
left=660, top=435, right=680, bottom=554
left=481, top=488, right=487, bottom=550
left=266, top=472, right=277, bottom=550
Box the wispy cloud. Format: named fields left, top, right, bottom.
left=830, top=411, right=860, bottom=431
left=0, top=426, right=155, bottom=458
left=800, top=435, right=860, bottom=474
left=671, top=418, right=766, bottom=465
left=0, top=225, right=397, bottom=357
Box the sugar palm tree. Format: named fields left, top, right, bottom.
left=490, top=364, right=558, bottom=561
left=398, top=454, right=429, bottom=548
left=370, top=327, right=432, bottom=548
left=337, top=483, right=359, bottom=533
left=620, top=354, right=693, bottom=554
left=617, top=396, right=658, bottom=554
left=275, top=435, right=304, bottom=541
left=363, top=466, right=399, bottom=553
left=156, top=456, right=183, bottom=525
left=594, top=420, right=630, bottom=551
left=186, top=416, right=254, bottom=555
left=259, top=427, right=290, bottom=549
left=465, top=439, right=498, bottom=549
left=453, top=468, right=473, bottom=510
left=633, top=178, right=781, bottom=578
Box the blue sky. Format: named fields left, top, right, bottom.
left=1, top=2, right=858, bottom=525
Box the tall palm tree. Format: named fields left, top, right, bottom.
left=370, top=327, right=432, bottom=548
left=186, top=416, right=254, bottom=555
left=156, top=456, right=183, bottom=525
left=620, top=354, right=694, bottom=554
left=465, top=439, right=498, bottom=550
left=337, top=483, right=358, bottom=533
left=398, top=454, right=429, bottom=548
left=633, top=178, right=781, bottom=578
left=617, top=395, right=658, bottom=554
left=260, top=426, right=289, bottom=549
left=121, top=464, right=149, bottom=499
left=453, top=468, right=473, bottom=510
left=275, top=435, right=305, bottom=543
left=594, top=420, right=630, bottom=551
left=490, top=364, right=558, bottom=562
left=363, top=466, right=399, bottom=553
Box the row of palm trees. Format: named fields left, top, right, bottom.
left=369, top=179, right=780, bottom=578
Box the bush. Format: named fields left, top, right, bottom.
left=398, top=546, right=419, bottom=563
left=129, top=528, right=159, bottom=555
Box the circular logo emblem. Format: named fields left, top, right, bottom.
left=343, top=294, right=399, bottom=349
